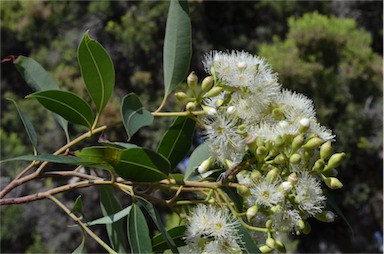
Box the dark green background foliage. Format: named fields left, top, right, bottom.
left=1, top=1, right=382, bottom=253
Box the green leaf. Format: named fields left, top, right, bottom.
left=72, top=195, right=84, bottom=216
left=236, top=223, right=261, bottom=253
left=127, top=203, right=152, bottom=254
left=99, top=141, right=139, bottom=150
left=121, top=93, right=154, bottom=140
left=114, top=148, right=170, bottom=182
left=78, top=31, right=115, bottom=113
left=27, top=90, right=94, bottom=129
left=99, top=186, right=128, bottom=253
left=152, top=225, right=187, bottom=252
left=7, top=98, right=38, bottom=154
left=72, top=235, right=87, bottom=254
left=327, top=194, right=353, bottom=233
left=157, top=116, right=195, bottom=170
left=184, top=142, right=210, bottom=180
left=75, top=146, right=122, bottom=169
left=12, top=55, right=68, bottom=137
left=86, top=205, right=132, bottom=226
left=163, top=0, right=192, bottom=97
left=221, top=186, right=243, bottom=212
left=136, top=196, right=179, bottom=253
left=0, top=154, right=95, bottom=166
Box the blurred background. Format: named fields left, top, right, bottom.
left=1, top=1, right=382, bottom=253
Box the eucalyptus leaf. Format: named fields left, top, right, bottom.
left=75, top=146, right=122, bottom=169
left=163, top=0, right=192, bottom=97
left=7, top=98, right=38, bottom=154
left=127, top=203, right=152, bottom=253
left=0, top=154, right=94, bottom=166
left=27, top=90, right=94, bottom=129
left=99, top=186, right=128, bottom=253
left=86, top=205, right=132, bottom=226
left=152, top=225, right=187, bottom=253
left=184, top=142, right=210, bottom=180
left=72, top=195, right=84, bottom=216
left=12, top=55, right=68, bottom=137
left=114, top=148, right=170, bottom=182
left=236, top=223, right=261, bottom=253
left=157, top=116, right=195, bottom=170
left=72, top=235, right=87, bottom=254
left=78, top=31, right=115, bottom=113
left=121, top=93, right=154, bottom=140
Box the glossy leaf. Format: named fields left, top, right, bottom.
left=72, top=195, right=84, bottom=216
left=136, top=196, right=179, bottom=253
left=184, top=142, right=210, bottom=180
left=236, top=223, right=261, bottom=253
left=152, top=225, right=187, bottom=252
left=222, top=186, right=243, bottom=212
left=157, top=116, right=195, bottom=170
left=99, top=186, right=128, bottom=253
left=7, top=98, right=38, bottom=154
left=27, top=90, right=94, bottom=129
left=127, top=203, right=152, bottom=253
left=163, top=0, right=192, bottom=97
left=86, top=205, right=132, bottom=226
left=98, top=141, right=139, bottom=150
left=11, top=55, right=68, bottom=137
left=72, top=235, right=87, bottom=254
left=75, top=146, right=122, bottom=169
left=121, top=93, right=153, bottom=140
left=0, top=154, right=94, bottom=166
left=78, top=31, right=115, bottom=113
left=114, top=148, right=170, bottom=182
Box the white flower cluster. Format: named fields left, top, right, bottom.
left=185, top=204, right=242, bottom=253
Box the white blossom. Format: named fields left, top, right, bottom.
left=248, top=178, right=284, bottom=207
left=295, top=173, right=326, bottom=216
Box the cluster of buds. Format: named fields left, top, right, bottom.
left=182, top=51, right=345, bottom=253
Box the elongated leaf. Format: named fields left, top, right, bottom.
left=27, top=90, right=94, bottom=129
left=78, top=32, right=115, bottom=113
left=75, top=146, right=122, bottom=168
left=327, top=194, right=353, bottom=233
left=7, top=98, right=38, bottom=154
left=99, top=141, right=139, bottom=150
left=184, top=142, right=210, bottom=180
left=72, top=195, right=84, bottom=216
left=136, top=196, right=179, bottom=253
left=114, top=148, right=170, bottom=182
left=163, top=0, right=192, bottom=97
left=152, top=225, right=187, bottom=252
left=10, top=55, right=69, bottom=138
left=99, top=186, right=128, bottom=253
left=86, top=205, right=132, bottom=226
left=72, top=235, right=87, bottom=254
left=0, top=154, right=94, bottom=165
left=127, top=203, right=152, bottom=254
left=157, top=116, right=195, bottom=170
left=221, top=186, right=243, bottom=212
left=236, top=223, right=261, bottom=253
left=121, top=93, right=153, bottom=140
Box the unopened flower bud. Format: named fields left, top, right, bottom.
left=302, top=137, right=324, bottom=149
left=323, top=168, right=338, bottom=177
left=266, top=167, right=279, bottom=182
left=256, top=146, right=268, bottom=160
left=266, top=238, right=276, bottom=249
left=201, top=76, right=214, bottom=94
left=237, top=185, right=250, bottom=197
left=275, top=240, right=286, bottom=253
left=256, top=137, right=265, bottom=147
left=298, top=219, right=305, bottom=230
left=320, top=141, right=332, bottom=160
left=324, top=152, right=346, bottom=171
left=292, top=134, right=305, bottom=152
left=273, top=153, right=287, bottom=164
left=259, top=245, right=274, bottom=253
left=302, top=220, right=311, bottom=234
left=278, top=120, right=289, bottom=129
left=275, top=135, right=285, bottom=147
left=289, top=153, right=302, bottom=164
left=202, top=86, right=223, bottom=98
left=187, top=71, right=198, bottom=90
left=202, top=106, right=217, bottom=115
left=186, top=101, right=196, bottom=111
left=251, top=170, right=262, bottom=181
left=265, top=219, right=273, bottom=229
left=227, top=106, right=236, bottom=115
left=323, top=176, right=343, bottom=189
left=288, top=172, right=298, bottom=185
left=312, top=159, right=325, bottom=172
left=224, top=159, right=233, bottom=169
left=246, top=205, right=258, bottom=221
left=175, top=92, right=189, bottom=102
left=198, top=157, right=213, bottom=174
left=281, top=181, right=293, bottom=192
left=315, top=211, right=335, bottom=222
left=215, top=98, right=224, bottom=107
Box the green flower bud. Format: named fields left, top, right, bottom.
left=201, top=76, right=214, bottom=94
left=298, top=219, right=305, bottom=230
left=246, top=136, right=257, bottom=155
left=259, top=245, right=274, bottom=253
left=237, top=185, right=250, bottom=197
left=202, top=86, right=224, bottom=98
left=251, top=170, right=262, bottom=181
left=215, top=98, right=224, bottom=107
left=280, top=181, right=293, bottom=192
left=224, top=159, right=233, bottom=170
left=289, top=153, right=302, bottom=164
left=323, top=176, right=343, bottom=189
left=312, top=159, right=325, bottom=172
left=198, top=157, right=213, bottom=174
left=265, top=219, right=273, bottom=229
left=315, top=211, right=335, bottom=222
left=266, top=167, right=279, bottom=182
left=202, top=105, right=217, bottom=115
left=175, top=92, right=189, bottom=102
left=185, top=101, right=196, bottom=111
left=187, top=71, right=198, bottom=90
left=275, top=135, right=285, bottom=147
left=322, top=168, right=338, bottom=177
left=302, top=220, right=311, bottom=234
left=320, top=141, right=332, bottom=160
left=287, top=172, right=298, bottom=185
left=324, top=152, right=346, bottom=171
left=273, top=153, right=287, bottom=164
left=272, top=107, right=284, bottom=120
left=299, top=118, right=310, bottom=133
left=246, top=205, right=258, bottom=221
left=291, top=134, right=305, bottom=152
left=266, top=238, right=276, bottom=249
left=302, top=137, right=324, bottom=150
left=270, top=205, right=281, bottom=213
left=275, top=240, right=286, bottom=253
left=256, top=146, right=268, bottom=160
left=256, top=137, right=265, bottom=147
